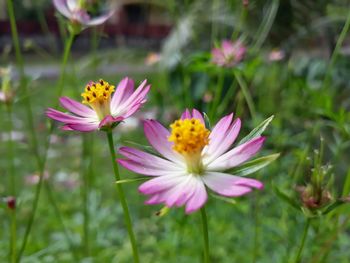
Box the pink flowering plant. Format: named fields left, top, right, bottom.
left=211, top=40, right=246, bottom=67
left=47, top=77, right=150, bottom=132
left=118, top=109, right=277, bottom=213
left=53, top=0, right=114, bottom=33
left=46, top=77, right=150, bottom=261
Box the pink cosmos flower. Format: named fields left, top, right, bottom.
left=118, top=109, right=265, bottom=214
left=53, top=0, right=113, bottom=27
left=211, top=40, right=246, bottom=67
left=46, top=77, right=150, bottom=132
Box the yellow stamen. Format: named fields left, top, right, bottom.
left=168, top=118, right=210, bottom=155
left=81, top=79, right=115, bottom=119
left=168, top=118, right=210, bottom=174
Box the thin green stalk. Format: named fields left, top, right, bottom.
left=322, top=9, right=350, bottom=90
left=200, top=207, right=210, bottom=263
left=6, top=2, right=39, bottom=261
left=55, top=31, right=75, bottom=102
left=17, top=29, right=75, bottom=263
left=294, top=218, right=311, bottom=263
left=6, top=105, right=16, bottom=197
left=233, top=71, right=256, bottom=119
left=10, top=209, right=16, bottom=263
left=106, top=130, right=140, bottom=263
left=231, top=1, right=248, bottom=40
left=252, top=0, right=279, bottom=51
left=6, top=0, right=40, bottom=166
left=209, top=71, right=225, bottom=121
left=6, top=104, right=16, bottom=263
left=217, top=77, right=236, bottom=115
left=211, top=0, right=218, bottom=45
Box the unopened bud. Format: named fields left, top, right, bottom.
left=299, top=186, right=332, bottom=210
left=5, top=196, right=16, bottom=210
left=243, top=0, right=249, bottom=7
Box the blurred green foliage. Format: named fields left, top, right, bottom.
left=1, top=0, right=350, bottom=262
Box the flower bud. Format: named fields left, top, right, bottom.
left=297, top=185, right=332, bottom=210
left=5, top=196, right=16, bottom=210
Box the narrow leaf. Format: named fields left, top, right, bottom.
left=322, top=199, right=349, bottom=215
left=273, top=186, right=301, bottom=212
left=115, top=177, right=148, bottom=185
left=203, top=112, right=211, bottom=130
left=227, top=153, right=280, bottom=176
left=238, top=115, right=274, bottom=145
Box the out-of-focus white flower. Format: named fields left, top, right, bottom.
left=53, top=0, right=114, bottom=30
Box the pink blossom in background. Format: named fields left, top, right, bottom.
left=118, top=109, right=265, bottom=214
left=47, top=78, right=150, bottom=132
left=53, top=0, right=113, bottom=27
left=211, top=40, right=246, bottom=67
left=25, top=171, right=50, bottom=186
left=268, top=49, right=285, bottom=62
left=145, top=52, right=162, bottom=66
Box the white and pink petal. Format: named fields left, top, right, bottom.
left=202, top=172, right=263, bottom=197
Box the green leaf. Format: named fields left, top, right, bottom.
left=238, top=115, right=274, bottom=145
left=115, top=177, right=148, bottom=185
left=210, top=193, right=237, bottom=205
left=273, top=185, right=301, bottom=212
left=227, top=153, right=280, bottom=176
left=203, top=112, right=211, bottom=130
left=342, top=169, right=350, bottom=196
left=322, top=199, right=349, bottom=215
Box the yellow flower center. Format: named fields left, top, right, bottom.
left=168, top=118, right=210, bottom=174
left=81, top=79, right=115, bottom=120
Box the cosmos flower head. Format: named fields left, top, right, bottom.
left=211, top=40, right=246, bottom=67
left=118, top=109, right=265, bottom=214
left=46, top=77, right=150, bottom=132
left=53, top=0, right=113, bottom=31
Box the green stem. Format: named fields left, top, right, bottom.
left=6, top=105, right=16, bottom=263
left=295, top=218, right=311, bottom=263
left=17, top=29, right=75, bottom=263
left=209, top=71, right=225, bottom=121
left=55, top=31, right=75, bottom=102
left=200, top=207, right=210, bottom=263
left=322, top=9, right=350, bottom=91
left=106, top=130, right=140, bottom=263
left=211, top=0, right=218, bottom=45
left=10, top=209, right=16, bottom=263
left=217, top=79, right=237, bottom=115
left=252, top=0, right=279, bottom=51
left=6, top=0, right=40, bottom=166
left=233, top=71, right=256, bottom=119
left=6, top=105, right=16, bottom=197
